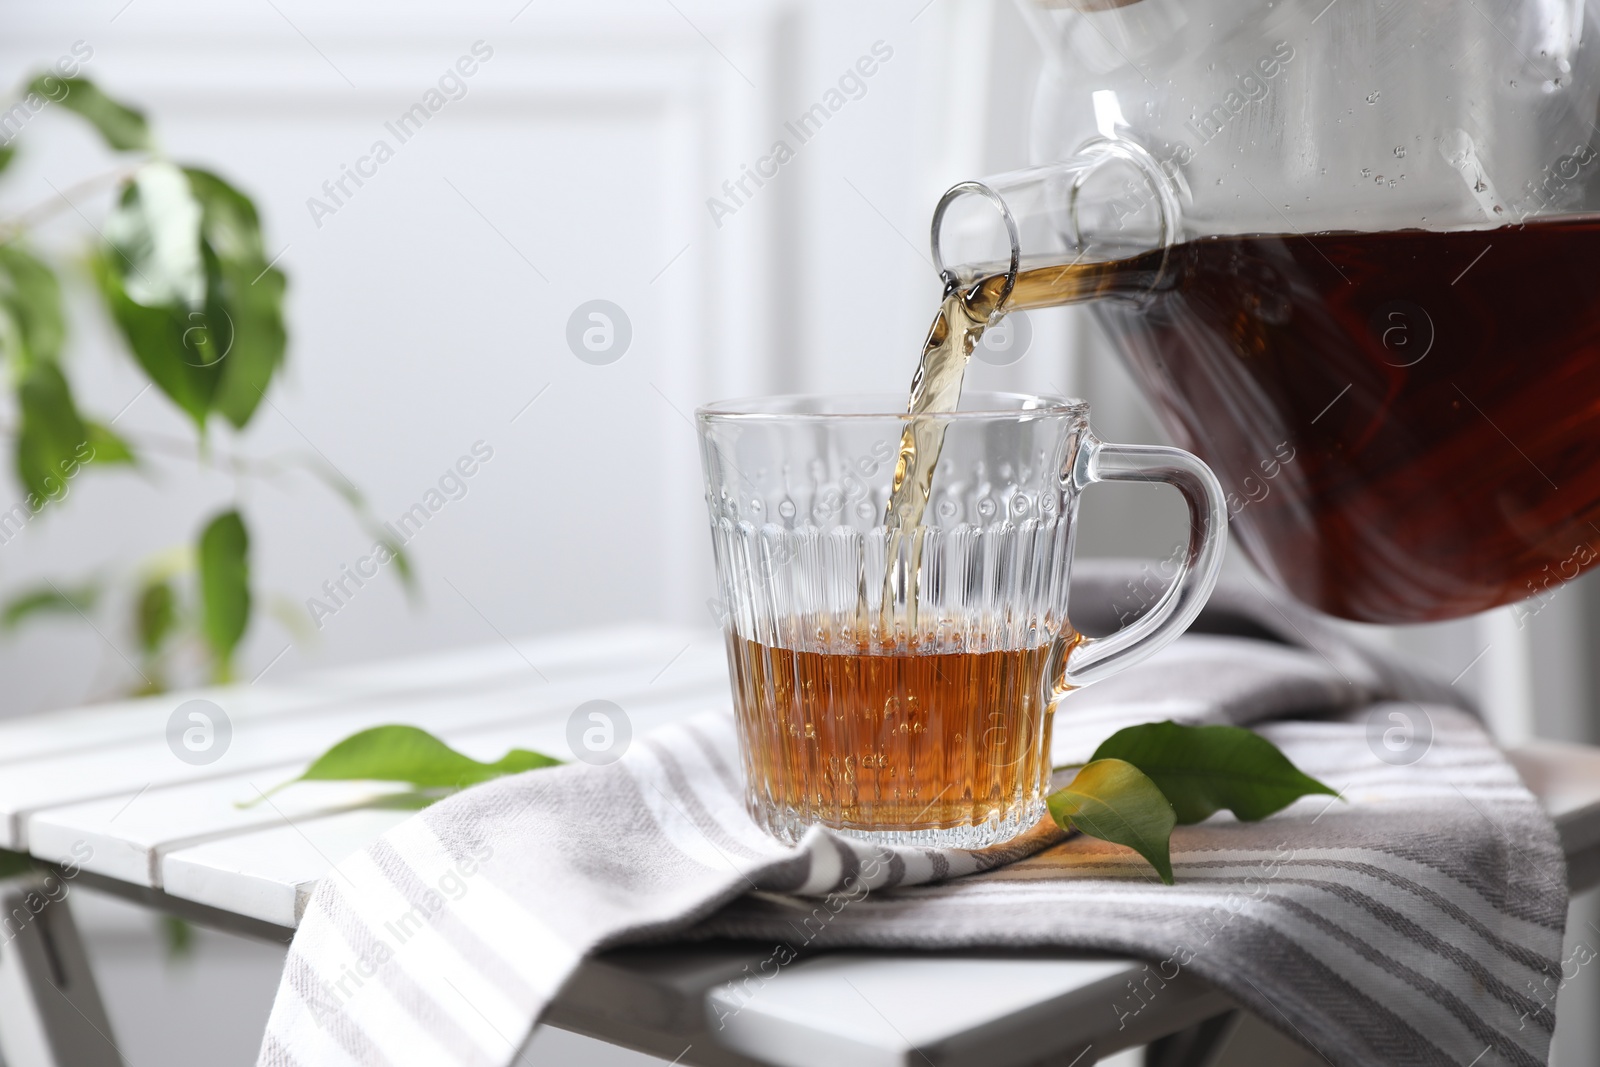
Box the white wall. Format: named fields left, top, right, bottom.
left=0, top=0, right=935, bottom=713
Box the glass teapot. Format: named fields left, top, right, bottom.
left=934, top=0, right=1600, bottom=624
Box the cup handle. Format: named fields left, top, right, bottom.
left=1059, top=434, right=1229, bottom=688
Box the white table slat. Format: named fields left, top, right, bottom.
left=29, top=681, right=728, bottom=894
left=708, top=954, right=1225, bottom=1067
left=716, top=955, right=1132, bottom=1065
left=143, top=681, right=734, bottom=924
left=0, top=624, right=690, bottom=770
left=0, top=634, right=726, bottom=852
left=31, top=777, right=412, bottom=888
left=552, top=946, right=1231, bottom=1067
left=161, top=809, right=418, bottom=928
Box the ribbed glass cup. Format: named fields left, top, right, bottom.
left=696, top=393, right=1225, bottom=849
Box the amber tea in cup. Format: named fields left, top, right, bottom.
left=697, top=393, right=1225, bottom=848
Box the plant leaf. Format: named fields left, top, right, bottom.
left=96, top=164, right=212, bottom=425
left=251, top=724, right=562, bottom=804
left=1048, top=758, right=1176, bottom=884
left=184, top=167, right=286, bottom=429
left=161, top=916, right=194, bottom=962
left=134, top=576, right=177, bottom=655
left=1092, top=720, right=1338, bottom=825
left=104, top=162, right=204, bottom=308
left=15, top=361, right=91, bottom=505
left=29, top=75, right=150, bottom=151
left=0, top=849, right=34, bottom=880
left=197, top=509, right=249, bottom=676
left=381, top=533, right=416, bottom=593
left=0, top=144, right=15, bottom=175
left=181, top=167, right=266, bottom=262
left=92, top=249, right=211, bottom=424
left=0, top=243, right=65, bottom=365
left=2, top=582, right=99, bottom=630
left=299, top=725, right=561, bottom=787
left=299, top=459, right=417, bottom=596
left=93, top=166, right=286, bottom=430
left=84, top=421, right=135, bottom=465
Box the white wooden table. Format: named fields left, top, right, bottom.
left=0, top=625, right=1596, bottom=1067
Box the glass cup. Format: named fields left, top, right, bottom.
left=696, top=393, right=1227, bottom=848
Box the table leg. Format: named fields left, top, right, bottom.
left=1142, top=1011, right=1239, bottom=1067
left=0, top=871, right=122, bottom=1067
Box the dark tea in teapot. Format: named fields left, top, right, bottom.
left=925, top=216, right=1600, bottom=622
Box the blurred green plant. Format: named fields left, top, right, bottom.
left=0, top=75, right=409, bottom=688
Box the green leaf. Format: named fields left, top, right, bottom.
left=1048, top=758, right=1177, bottom=885
left=2, top=582, right=99, bottom=630
left=182, top=167, right=266, bottom=262
left=1092, top=721, right=1338, bottom=825
left=134, top=577, right=177, bottom=655
left=197, top=509, right=249, bottom=676
left=381, top=534, right=416, bottom=594
left=28, top=75, right=150, bottom=151
left=300, top=460, right=417, bottom=597
left=96, top=163, right=212, bottom=425
left=160, top=916, right=194, bottom=962
left=0, top=144, right=15, bottom=176
left=15, top=361, right=90, bottom=505
left=185, top=168, right=286, bottom=429
left=0, top=243, right=65, bottom=366
left=83, top=421, right=135, bottom=465
left=0, top=849, right=34, bottom=880
left=104, top=162, right=203, bottom=308
left=93, top=165, right=286, bottom=430
left=92, top=250, right=211, bottom=424
left=250, top=724, right=562, bottom=804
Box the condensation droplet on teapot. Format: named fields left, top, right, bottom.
left=1361, top=167, right=1372, bottom=178
left=1393, top=146, right=1407, bottom=158
left=1366, top=90, right=1381, bottom=104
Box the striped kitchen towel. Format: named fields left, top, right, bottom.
left=256, top=563, right=1567, bottom=1067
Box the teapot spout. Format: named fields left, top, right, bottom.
left=933, top=138, right=1182, bottom=311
